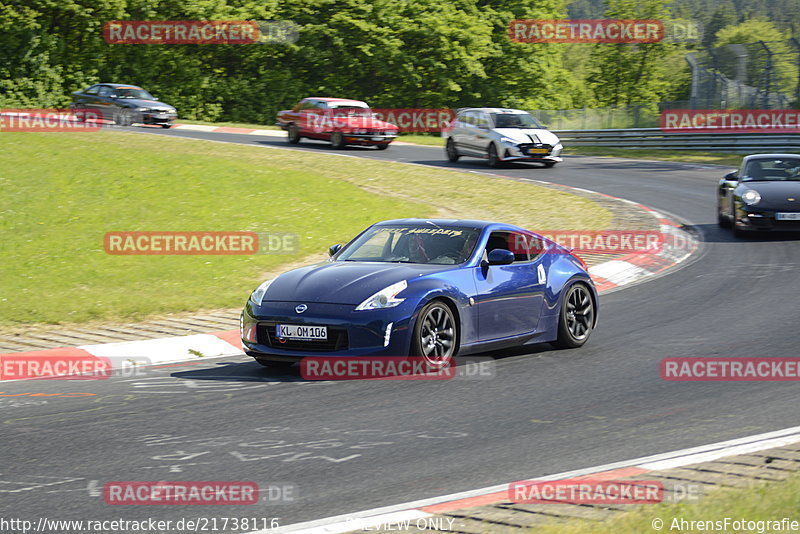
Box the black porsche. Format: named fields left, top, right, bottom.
left=718, top=154, right=800, bottom=236
left=70, top=83, right=177, bottom=127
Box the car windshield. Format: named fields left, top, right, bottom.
left=741, top=158, right=800, bottom=181
left=491, top=112, right=543, bottom=129
left=115, top=87, right=154, bottom=99
left=336, top=225, right=480, bottom=265
left=330, top=106, right=373, bottom=117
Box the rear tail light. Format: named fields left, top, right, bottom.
left=571, top=252, right=588, bottom=270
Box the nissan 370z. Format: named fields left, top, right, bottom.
left=241, top=219, right=598, bottom=370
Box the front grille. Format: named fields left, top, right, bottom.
left=518, top=143, right=552, bottom=156
left=257, top=322, right=349, bottom=352
left=746, top=215, right=800, bottom=230
left=772, top=219, right=800, bottom=229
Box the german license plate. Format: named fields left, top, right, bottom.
left=528, top=148, right=549, bottom=154
left=775, top=212, right=800, bottom=220
left=276, top=324, right=327, bottom=340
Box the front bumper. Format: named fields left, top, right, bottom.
left=736, top=206, right=800, bottom=232
left=341, top=134, right=397, bottom=146
left=241, top=300, right=415, bottom=360
left=140, top=111, right=176, bottom=125
left=500, top=142, right=562, bottom=162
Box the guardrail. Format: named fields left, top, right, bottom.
left=554, top=128, right=800, bottom=153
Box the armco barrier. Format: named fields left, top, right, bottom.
left=554, top=128, right=800, bottom=153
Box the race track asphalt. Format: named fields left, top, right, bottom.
left=3, top=128, right=799, bottom=530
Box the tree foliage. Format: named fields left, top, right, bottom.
left=0, top=0, right=792, bottom=119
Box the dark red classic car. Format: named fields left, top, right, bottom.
left=276, top=97, right=398, bottom=149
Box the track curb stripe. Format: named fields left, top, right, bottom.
left=0, top=211, right=698, bottom=377
left=267, top=427, right=800, bottom=533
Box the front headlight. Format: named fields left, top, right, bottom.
left=499, top=136, right=518, bottom=145
left=741, top=189, right=761, bottom=206
left=355, top=280, right=407, bottom=311
left=249, top=279, right=275, bottom=305
left=135, top=107, right=149, bottom=112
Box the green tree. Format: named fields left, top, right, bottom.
left=587, top=0, right=686, bottom=107
left=713, top=19, right=797, bottom=98
left=702, top=2, right=738, bottom=47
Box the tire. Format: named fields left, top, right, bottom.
left=446, top=138, right=460, bottom=162
left=114, top=109, right=133, bottom=127
left=331, top=132, right=345, bottom=149
left=543, top=161, right=556, bottom=168
left=550, top=283, right=595, bottom=349
left=161, top=123, right=172, bottom=129
left=717, top=209, right=731, bottom=228
left=731, top=200, right=746, bottom=237
left=411, top=300, right=458, bottom=369
left=72, top=108, right=85, bottom=122
left=287, top=124, right=301, bottom=144
left=375, top=143, right=390, bottom=150
left=487, top=143, right=501, bottom=168
left=255, top=359, right=295, bottom=371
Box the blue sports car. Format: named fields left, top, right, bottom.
left=241, top=219, right=598, bottom=369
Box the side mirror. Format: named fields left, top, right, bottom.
left=328, top=244, right=342, bottom=257
left=723, top=171, right=738, bottom=182
left=487, top=248, right=514, bottom=265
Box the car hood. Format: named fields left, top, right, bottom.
left=738, top=181, right=800, bottom=210
left=331, top=116, right=397, bottom=130
left=118, top=99, right=175, bottom=111
left=262, top=261, right=452, bottom=305
left=494, top=128, right=560, bottom=145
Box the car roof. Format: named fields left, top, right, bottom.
left=97, top=83, right=144, bottom=89
left=373, top=218, right=525, bottom=232
left=742, top=154, right=800, bottom=161
left=457, top=107, right=528, bottom=114
left=305, top=97, right=366, bottom=103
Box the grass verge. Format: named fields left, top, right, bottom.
left=397, top=134, right=446, bottom=146
left=564, top=146, right=742, bottom=167
left=531, top=473, right=800, bottom=534
left=176, top=119, right=281, bottom=130
left=0, top=131, right=610, bottom=326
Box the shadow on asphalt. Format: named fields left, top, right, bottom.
left=254, top=138, right=555, bottom=171
left=168, top=341, right=562, bottom=385
left=693, top=223, right=800, bottom=244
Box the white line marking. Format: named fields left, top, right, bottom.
left=79, top=333, right=242, bottom=363
left=589, top=260, right=649, bottom=286
left=265, top=425, right=800, bottom=534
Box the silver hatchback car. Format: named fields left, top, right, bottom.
left=443, top=108, right=563, bottom=168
